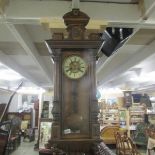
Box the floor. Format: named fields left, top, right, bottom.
left=10, top=141, right=147, bottom=155
left=11, top=141, right=38, bottom=155
left=108, top=144, right=146, bottom=155
left=137, top=145, right=147, bottom=155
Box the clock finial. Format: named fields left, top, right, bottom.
left=63, top=8, right=90, bottom=40
left=72, top=0, right=80, bottom=9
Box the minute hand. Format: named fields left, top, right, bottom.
left=79, top=68, right=84, bottom=72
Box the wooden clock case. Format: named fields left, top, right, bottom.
left=45, top=9, right=102, bottom=153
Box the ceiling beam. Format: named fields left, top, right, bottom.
left=142, top=0, right=155, bottom=20
left=5, top=0, right=140, bottom=23
left=1, top=0, right=154, bottom=29
left=0, top=0, right=9, bottom=14
left=97, top=39, right=155, bottom=87
left=143, top=0, right=155, bottom=13
left=0, top=50, right=42, bottom=87
left=97, top=0, right=155, bottom=88
left=5, top=23, right=53, bottom=84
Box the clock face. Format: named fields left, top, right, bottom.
left=63, top=55, right=87, bottom=79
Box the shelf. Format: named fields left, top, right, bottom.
left=147, top=113, right=155, bottom=115
left=103, top=120, right=119, bottom=123
left=103, top=113, right=119, bottom=115
left=100, top=105, right=123, bottom=126
left=130, top=111, right=144, bottom=113
left=40, top=118, right=53, bottom=122
left=129, top=104, right=145, bottom=125
left=130, top=120, right=143, bottom=123
left=130, top=113, right=144, bottom=115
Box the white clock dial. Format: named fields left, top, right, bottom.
left=63, top=55, right=87, bottom=79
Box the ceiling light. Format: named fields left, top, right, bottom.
left=0, top=63, right=4, bottom=66
left=99, top=87, right=123, bottom=94
left=130, top=71, right=155, bottom=82
left=16, top=87, right=45, bottom=94
left=130, top=77, right=150, bottom=82
left=0, top=67, right=23, bottom=81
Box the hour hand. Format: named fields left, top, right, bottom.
left=65, top=68, right=70, bottom=72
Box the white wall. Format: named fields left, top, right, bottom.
left=8, top=94, right=19, bottom=112
left=0, top=90, right=19, bottom=112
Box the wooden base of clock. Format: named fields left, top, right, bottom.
left=50, top=139, right=102, bottom=154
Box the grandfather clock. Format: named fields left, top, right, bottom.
left=46, top=9, right=102, bottom=154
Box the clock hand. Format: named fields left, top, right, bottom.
left=79, top=70, right=84, bottom=73
left=69, top=71, right=72, bottom=75
left=70, top=58, right=73, bottom=63
left=65, top=68, right=70, bottom=72
left=78, top=68, right=84, bottom=73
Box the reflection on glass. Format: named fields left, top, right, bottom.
left=40, top=122, right=52, bottom=148
left=62, top=77, right=89, bottom=138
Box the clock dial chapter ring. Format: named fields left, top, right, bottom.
left=63, top=55, right=87, bottom=79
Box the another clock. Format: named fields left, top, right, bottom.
left=63, top=55, right=87, bottom=79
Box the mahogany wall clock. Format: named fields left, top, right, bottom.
left=45, top=8, right=102, bottom=154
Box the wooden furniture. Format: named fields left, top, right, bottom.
left=102, top=109, right=120, bottom=126
left=146, top=128, right=155, bottom=155
left=7, top=134, right=21, bottom=154
left=129, top=103, right=145, bottom=138
left=0, top=121, right=12, bottom=155
left=39, top=149, right=53, bottom=155
left=94, top=142, right=116, bottom=155
left=129, top=104, right=145, bottom=126
left=23, top=127, right=35, bottom=142
left=7, top=111, right=33, bottom=127
left=41, top=101, right=49, bottom=118
left=147, top=138, right=155, bottom=155
left=34, top=99, right=39, bottom=127
left=45, top=8, right=102, bottom=154
left=39, top=147, right=66, bottom=155
left=100, top=125, right=119, bottom=144
left=148, top=113, right=155, bottom=124
left=133, top=122, right=149, bottom=146
left=115, top=131, right=140, bottom=155
left=0, top=83, right=22, bottom=155
left=99, top=99, right=126, bottom=126
left=39, top=118, right=52, bottom=148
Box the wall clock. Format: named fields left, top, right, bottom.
left=45, top=8, right=102, bottom=153
left=63, top=55, right=87, bottom=79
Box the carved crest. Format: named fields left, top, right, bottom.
left=63, top=9, right=90, bottom=40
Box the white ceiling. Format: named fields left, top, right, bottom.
left=0, top=0, right=155, bottom=93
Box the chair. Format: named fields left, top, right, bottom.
left=148, top=146, right=155, bottom=155
left=23, top=128, right=35, bottom=142
left=39, top=149, right=53, bottom=155
left=115, top=131, right=141, bottom=155
left=133, top=122, right=149, bottom=146
left=146, top=128, right=155, bottom=155
left=100, top=125, right=119, bottom=144
left=0, top=121, right=12, bottom=155
left=94, top=141, right=116, bottom=155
